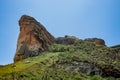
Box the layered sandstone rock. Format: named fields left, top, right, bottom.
left=84, top=38, right=105, bottom=46
left=14, top=15, right=55, bottom=62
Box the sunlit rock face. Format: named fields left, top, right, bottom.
left=14, top=15, right=55, bottom=62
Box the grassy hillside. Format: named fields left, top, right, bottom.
left=0, top=40, right=120, bottom=80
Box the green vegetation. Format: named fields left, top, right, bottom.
left=0, top=40, right=120, bottom=80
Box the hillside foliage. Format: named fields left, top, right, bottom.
left=0, top=40, right=120, bottom=80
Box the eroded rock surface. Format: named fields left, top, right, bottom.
left=14, top=15, right=55, bottom=62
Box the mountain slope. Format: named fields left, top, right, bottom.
left=0, top=40, right=120, bottom=80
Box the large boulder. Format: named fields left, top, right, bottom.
left=14, top=15, right=55, bottom=62
left=84, top=38, right=105, bottom=46
left=56, top=35, right=80, bottom=45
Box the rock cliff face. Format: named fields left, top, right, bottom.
left=14, top=15, right=55, bottom=62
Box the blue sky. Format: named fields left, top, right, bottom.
left=0, top=0, right=120, bottom=65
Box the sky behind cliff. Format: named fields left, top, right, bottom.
left=0, top=0, right=120, bottom=65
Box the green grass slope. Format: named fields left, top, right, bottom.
left=0, top=40, right=120, bottom=80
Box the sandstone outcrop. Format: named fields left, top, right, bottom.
left=84, top=38, right=105, bottom=46
left=14, top=15, right=55, bottom=62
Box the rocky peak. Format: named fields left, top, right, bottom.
left=14, top=15, right=55, bottom=62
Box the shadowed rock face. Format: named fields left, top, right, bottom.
left=56, top=35, right=80, bottom=45
left=56, top=36, right=105, bottom=46
left=14, top=15, right=55, bottom=62
left=84, top=38, right=105, bottom=46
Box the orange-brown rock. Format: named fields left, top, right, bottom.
left=84, top=38, right=105, bottom=46
left=14, top=15, right=55, bottom=62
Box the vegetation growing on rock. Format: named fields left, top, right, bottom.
left=0, top=40, right=120, bottom=80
